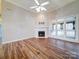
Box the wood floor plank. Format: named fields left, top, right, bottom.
left=3, top=38, right=79, bottom=59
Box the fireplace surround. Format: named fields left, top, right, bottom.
left=35, top=26, right=48, bottom=38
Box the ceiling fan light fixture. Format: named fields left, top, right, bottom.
left=36, top=7, right=40, bottom=12
left=35, top=7, right=47, bottom=12
left=40, top=7, right=47, bottom=11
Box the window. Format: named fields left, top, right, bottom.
left=51, top=16, right=76, bottom=40
left=66, top=21, right=75, bottom=39
left=57, top=23, right=64, bottom=36
left=51, top=24, right=57, bottom=36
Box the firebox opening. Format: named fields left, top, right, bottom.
left=38, top=31, right=45, bottom=37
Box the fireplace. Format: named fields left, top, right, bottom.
left=35, top=26, right=48, bottom=38
left=38, top=31, right=45, bottom=37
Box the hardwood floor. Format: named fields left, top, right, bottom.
left=0, top=45, right=4, bottom=59
left=3, top=38, right=79, bottom=59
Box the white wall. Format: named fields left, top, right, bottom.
left=2, top=1, right=36, bottom=43
left=0, top=0, right=2, bottom=15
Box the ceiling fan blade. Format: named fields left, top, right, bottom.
left=34, top=0, right=40, bottom=5
left=41, top=1, right=49, bottom=6
left=30, top=6, right=38, bottom=9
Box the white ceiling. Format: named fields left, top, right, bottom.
left=5, top=0, right=77, bottom=13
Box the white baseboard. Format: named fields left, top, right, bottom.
left=2, top=39, right=24, bottom=44
left=2, top=37, right=33, bottom=44
left=50, top=37, right=79, bottom=43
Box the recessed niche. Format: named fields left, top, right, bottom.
left=38, top=22, right=45, bottom=25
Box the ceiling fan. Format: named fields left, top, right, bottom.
left=30, top=0, right=49, bottom=12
